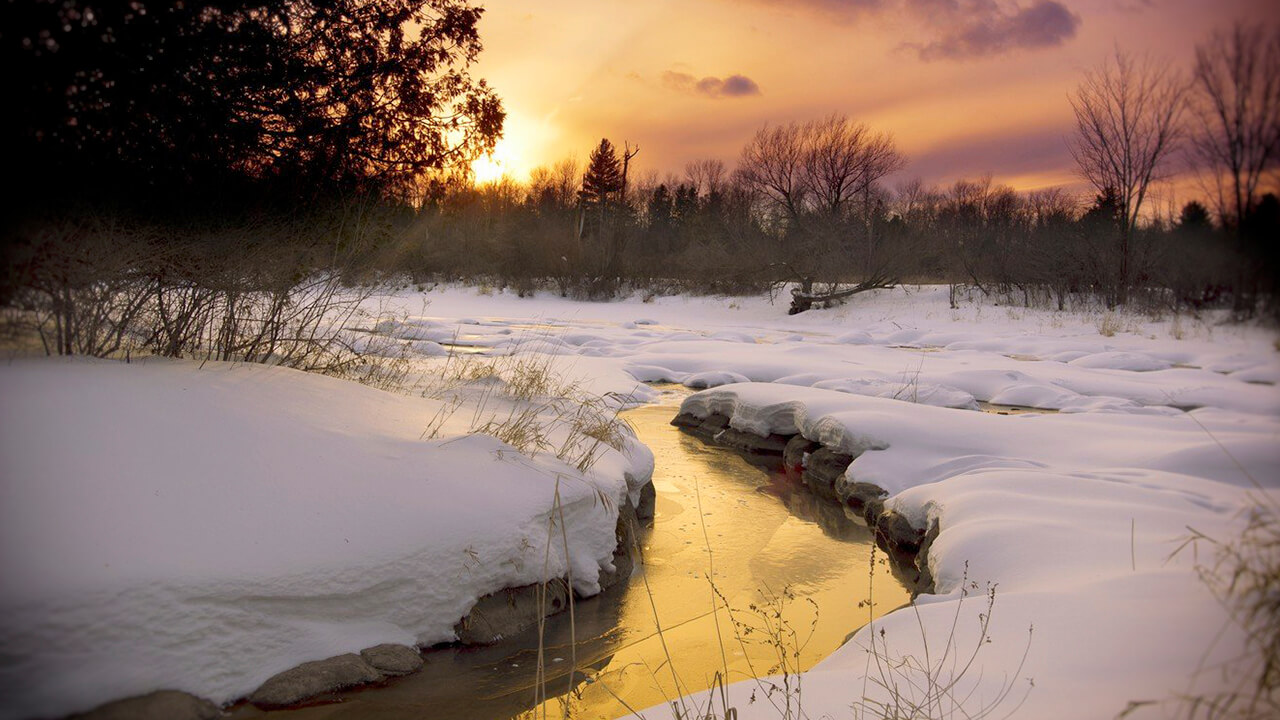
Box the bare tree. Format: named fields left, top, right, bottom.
left=1191, top=24, right=1280, bottom=230
left=685, top=159, right=729, bottom=198
left=1069, top=50, right=1187, bottom=305
left=737, top=123, right=808, bottom=228
left=736, top=115, right=905, bottom=309
left=1189, top=24, right=1280, bottom=314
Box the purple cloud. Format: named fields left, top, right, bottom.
left=664, top=71, right=763, bottom=99
left=908, top=1, right=1083, bottom=61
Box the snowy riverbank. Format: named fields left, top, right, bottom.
left=666, top=383, right=1275, bottom=719
left=2, top=282, right=1277, bottom=719
left=356, top=283, right=1279, bottom=719
left=0, top=358, right=652, bottom=719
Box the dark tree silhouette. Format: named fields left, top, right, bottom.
left=1179, top=201, right=1213, bottom=231
left=4, top=0, right=504, bottom=210
left=579, top=139, right=623, bottom=208
left=1189, top=23, right=1280, bottom=314
left=1069, top=50, right=1186, bottom=306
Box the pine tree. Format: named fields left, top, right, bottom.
left=580, top=139, right=623, bottom=207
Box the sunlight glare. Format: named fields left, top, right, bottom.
left=471, top=140, right=521, bottom=185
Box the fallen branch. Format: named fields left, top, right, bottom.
left=789, top=277, right=897, bottom=314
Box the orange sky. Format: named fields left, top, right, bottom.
left=470, top=0, right=1277, bottom=201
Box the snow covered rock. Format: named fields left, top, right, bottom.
left=70, top=691, right=220, bottom=720
left=683, top=370, right=750, bottom=388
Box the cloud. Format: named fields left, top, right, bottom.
left=905, top=1, right=1082, bottom=61
left=756, top=0, right=1082, bottom=60
left=663, top=71, right=762, bottom=99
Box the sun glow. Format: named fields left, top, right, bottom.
left=471, top=139, right=523, bottom=185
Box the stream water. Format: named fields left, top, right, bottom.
left=229, top=391, right=910, bottom=720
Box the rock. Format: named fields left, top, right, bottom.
left=249, top=653, right=384, bottom=708
left=695, top=413, right=731, bottom=439
left=837, top=479, right=889, bottom=517
left=636, top=479, right=656, bottom=520
left=359, top=644, right=423, bottom=676
left=454, top=578, right=572, bottom=645
left=669, top=411, right=703, bottom=430
left=711, top=426, right=790, bottom=456
left=783, top=435, right=820, bottom=471
left=873, top=510, right=926, bottom=567
left=456, top=494, right=640, bottom=645
left=71, top=690, right=221, bottom=720
left=801, top=447, right=854, bottom=501
left=600, top=498, right=639, bottom=591
left=914, top=519, right=941, bottom=595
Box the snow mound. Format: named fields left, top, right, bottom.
left=1068, top=351, right=1172, bottom=371
left=682, top=370, right=751, bottom=389
left=832, top=330, right=875, bottom=344
left=811, top=377, right=978, bottom=410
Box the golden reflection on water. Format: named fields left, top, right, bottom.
left=229, top=402, right=909, bottom=720
left=524, top=405, right=909, bottom=720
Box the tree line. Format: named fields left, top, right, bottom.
left=401, top=23, right=1279, bottom=316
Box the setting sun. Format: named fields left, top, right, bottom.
left=470, top=139, right=521, bottom=184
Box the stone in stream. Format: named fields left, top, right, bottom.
left=599, top=498, right=640, bottom=590
left=695, top=413, right=731, bottom=439
left=801, top=447, right=855, bottom=502
left=783, top=435, right=820, bottom=471
left=913, top=519, right=942, bottom=594
left=636, top=480, right=656, bottom=520
left=669, top=411, right=703, bottom=431
left=359, top=643, right=424, bottom=675
left=837, top=479, right=890, bottom=522
left=874, top=510, right=928, bottom=566
left=455, top=497, right=641, bottom=645
left=454, top=579, right=573, bottom=645
left=70, top=690, right=221, bottom=720
left=710, top=426, right=790, bottom=456
left=249, top=653, right=384, bottom=708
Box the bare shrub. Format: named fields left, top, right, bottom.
left=6, top=216, right=155, bottom=357
left=854, top=560, right=1034, bottom=720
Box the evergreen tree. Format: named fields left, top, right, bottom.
left=673, top=184, right=699, bottom=225
left=579, top=139, right=623, bottom=207
left=1178, top=201, right=1213, bottom=231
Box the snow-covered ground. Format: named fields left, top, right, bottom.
left=359, top=284, right=1278, bottom=719
left=2, top=283, right=1277, bottom=719
left=0, top=358, right=652, bottom=719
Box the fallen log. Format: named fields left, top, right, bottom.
left=788, top=279, right=897, bottom=314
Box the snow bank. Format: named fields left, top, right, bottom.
left=0, top=358, right=652, bottom=719
left=659, top=381, right=1276, bottom=719
left=678, top=383, right=1274, bottom=495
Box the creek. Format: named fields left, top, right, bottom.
left=229, top=389, right=910, bottom=720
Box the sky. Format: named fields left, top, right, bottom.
left=468, top=0, right=1277, bottom=203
